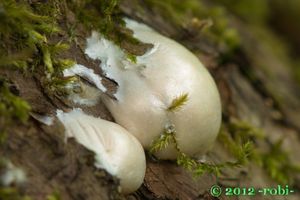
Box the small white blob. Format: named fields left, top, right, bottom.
left=56, top=108, right=146, bottom=194
left=84, top=19, right=222, bottom=160
left=0, top=161, right=26, bottom=186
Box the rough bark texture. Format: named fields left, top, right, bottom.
left=1, top=0, right=300, bottom=200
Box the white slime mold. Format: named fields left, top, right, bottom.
left=58, top=18, right=222, bottom=193
left=83, top=19, right=222, bottom=159
left=56, top=108, right=146, bottom=194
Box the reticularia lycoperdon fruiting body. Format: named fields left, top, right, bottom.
left=84, top=19, right=222, bottom=160
left=56, top=109, right=146, bottom=194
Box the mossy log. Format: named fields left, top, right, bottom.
left=1, top=0, right=300, bottom=200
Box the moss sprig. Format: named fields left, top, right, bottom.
left=0, top=0, right=60, bottom=70
left=0, top=79, right=30, bottom=124
left=150, top=94, right=253, bottom=177
left=221, top=120, right=300, bottom=185
left=0, top=0, right=79, bottom=131
left=68, top=0, right=151, bottom=61
left=260, top=140, right=300, bottom=184
left=150, top=124, right=253, bottom=177
left=38, top=43, right=78, bottom=97
left=0, top=78, right=31, bottom=142
left=46, top=191, right=61, bottom=200
left=167, top=93, right=189, bottom=112
left=143, top=0, right=240, bottom=52
left=0, top=187, right=31, bottom=200
left=149, top=130, right=174, bottom=153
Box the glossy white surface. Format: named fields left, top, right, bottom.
left=56, top=109, right=146, bottom=194
left=84, top=19, right=222, bottom=159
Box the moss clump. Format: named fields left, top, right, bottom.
left=260, top=140, right=300, bottom=185
left=150, top=124, right=253, bottom=177
left=0, top=0, right=59, bottom=70
left=293, top=60, right=300, bottom=85
left=37, top=42, right=78, bottom=97
left=160, top=118, right=300, bottom=184
left=0, top=78, right=31, bottom=142
left=0, top=188, right=31, bottom=200
left=68, top=0, right=151, bottom=59
left=46, top=191, right=61, bottom=200
left=220, top=119, right=300, bottom=185
left=0, top=79, right=30, bottom=124
left=212, top=0, right=269, bottom=25
left=150, top=96, right=252, bottom=177
left=143, top=0, right=240, bottom=53
left=0, top=0, right=80, bottom=99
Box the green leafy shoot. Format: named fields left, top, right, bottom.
left=218, top=130, right=254, bottom=166
left=41, top=44, right=54, bottom=74
left=149, top=131, right=174, bottom=154
left=68, top=0, right=151, bottom=60
left=43, top=76, right=79, bottom=97
left=0, top=79, right=31, bottom=124
left=260, top=140, right=300, bottom=185
left=46, top=191, right=61, bottom=200
left=127, top=53, right=137, bottom=64
left=193, top=161, right=223, bottom=177
left=176, top=141, right=253, bottom=177
left=143, top=0, right=240, bottom=52
left=233, top=141, right=254, bottom=166
left=0, top=78, right=31, bottom=143
left=149, top=123, right=253, bottom=177
left=177, top=153, right=197, bottom=171
left=48, top=42, right=70, bottom=56
left=167, top=93, right=189, bottom=112
left=176, top=150, right=224, bottom=176
left=227, top=120, right=265, bottom=142
left=0, top=187, right=31, bottom=200
left=53, top=59, right=76, bottom=71
left=221, top=120, right=300, bottom=185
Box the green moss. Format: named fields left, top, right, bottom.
left=0, top=188, right=31, bottom=200
left=42, top=76, right=79, bottom=97
left=126, top=53, right=137, bottom=64
left=150, top=124, right=253, bottom=177
left=150, top=98, right=252, bottom=177
left=144, top=0, right=240, bottom=53
left=260, top=140, right=300, bottom=185
left=46, top=191, right=61, bottom=200
left=0, top=78, right=31, bottom=142
left=68, top=0, right=148, bottom=59
left=218, top=129, right=255, bottom=166
left=167, top=93, right=189, bottom=112
left=212, top=0, right=269, bottom=25
left=220, top=120, right=300, bottom=185
left=293, top=60, right=300, bottom=85
left=0, top=0, right=56, bottom=70
left=149, top=128, right=174, bottom=154
left=37, top=41, right=80, bottom=98
left=227, top=120, right=264, bottom=142
left=30, top=0, right=62, bottom=20
left=4, top=0, right=85, bottom=99
left=0, top=0, right=81, bottom=141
